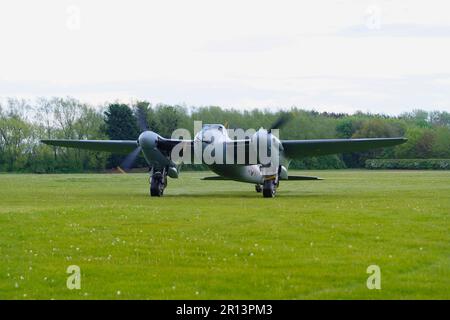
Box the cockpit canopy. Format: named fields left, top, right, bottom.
left=202, top=124, right=225, bottom=131
left=195, top=124, right=228, bottom=142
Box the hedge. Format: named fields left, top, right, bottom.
left=365, top=159, right=450, bottom=170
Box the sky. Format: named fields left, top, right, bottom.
left=1, top=0, right=450, bottom=114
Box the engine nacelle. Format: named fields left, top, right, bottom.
left=138, top=131, right=172, bottom=168
left=168, top=166, right=179, bottom=178
left=279, top=165, right=288, bottom=180
left=250, top=128, right=283, bottom=166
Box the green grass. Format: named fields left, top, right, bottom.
left=0, top=170, right=449, bottom=299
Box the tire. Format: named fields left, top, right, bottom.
left=262, top=180, right=276, bottom=198
left=255, top=184, right=262, bottom=193
left=150, top=175, right=164, bottom=197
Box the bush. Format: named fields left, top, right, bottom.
left=365, top=159, right=450, bottom=170
left=289, top=155, right=347, bottom=170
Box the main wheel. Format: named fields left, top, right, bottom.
left=262, top=179, right=276, bottom=198
left=255, top=184, right=262, bottom=193
left=150, top=174, right=164, bottom=197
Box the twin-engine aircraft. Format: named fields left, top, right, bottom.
left=42, top=114, right=406, bottom=198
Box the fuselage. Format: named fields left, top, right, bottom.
left=140, top=124, right=287, bottom=184
left=194, top=124, right=286, bottom=184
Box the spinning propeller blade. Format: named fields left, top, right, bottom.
left=119, top=146, right=142, bottom=172
left=117, top=106, right=151, bottom=172
left=268, top=112, right=293, bottom=133
left=136, top=107, right=149, bottom=132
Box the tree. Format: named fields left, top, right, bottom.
left=74, top=105, right=108, bottom=170
left=1, top=96, right=450, bottom=172
left=0, top=115, right=31, bottom=171
left=154, top=104, right=190, bottom=138
left=432, top=127, right=450, bottom=158
left=336, top=119, right=360, bottom=138
left=133, top=101, right=158, bottom=131
left=104, top=103, right=139, bottom=168
left=414, top=130, right=435, bottom=158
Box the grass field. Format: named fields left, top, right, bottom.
left=0, top=170, right=448, bottom=299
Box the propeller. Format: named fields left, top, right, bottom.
left=268, top=112, right=293, bottom=133
left=136, top=106, right=150, bottom=132
left=117, top=107, right=149, bottom=172
left=119, top=145, right=142, bottom=171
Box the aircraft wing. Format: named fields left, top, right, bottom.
left=154, top=138, right=193, bottom=153
left=42, top=137, right=407, bottom=160
left=281, top=137, right=407, bottom=158
left=41, top=139, right=138, bottom=154
left=157, top=138, right=407, bottom=162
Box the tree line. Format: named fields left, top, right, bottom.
left=0, top=97, right=449, bottom=172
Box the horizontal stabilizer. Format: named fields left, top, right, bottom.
left=285, top=175, right=323, bottom=180
left=201, top=176, right=229, bottom=180
left=203, top=175, right=322, bottom=181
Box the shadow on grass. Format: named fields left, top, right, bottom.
left=161, top=191, right=326, bottom=199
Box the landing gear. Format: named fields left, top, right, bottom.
left=262, top=178, right=276, bottom=198
left=261, top=164, right=280, bottom=198
left=150, top=168, right=167, bottom=197
left=255, top=184, right=262, bottom=193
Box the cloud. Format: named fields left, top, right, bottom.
left=202, top=35, right=295, bottom=53
left=2, top=74, right=450, bottom=114
left=1, top=1, right=450, bottom=114
left=339, top=23, right=450, bottom=38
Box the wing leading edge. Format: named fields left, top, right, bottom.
left=42, top=137, right=407, bottom=160
left=281, top=137, right=407, bottom=158
left=41, top=139, right=138, bottom=154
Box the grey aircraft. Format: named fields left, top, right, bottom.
left=42, top=114, right=407, bottom=198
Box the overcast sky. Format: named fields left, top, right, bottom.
left=1, top=0, right=450, bottom=114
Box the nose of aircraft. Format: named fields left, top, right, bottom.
left=138, top=131, right=159, bottom=150
left=138, top=131, right=172, bottom=168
